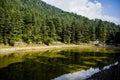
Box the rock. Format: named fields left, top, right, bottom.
left=86, top=64, right=120, bottom=80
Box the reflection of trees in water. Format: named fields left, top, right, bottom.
left=0, top=49, right=119, bottom=80
left=58, top=50, right=116, bottom=68
left=0, top=58, right=68, bottom=80
left=86, top=53, right=120, bottom=80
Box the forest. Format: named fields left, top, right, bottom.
left=0, top=0, right=120, bottom=46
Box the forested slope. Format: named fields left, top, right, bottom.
left=0, top=0, right=120, bottom=46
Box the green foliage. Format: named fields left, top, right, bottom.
left=22, top=35, right=31, bottom=44
left=43, top=37, right=53, bottom=45
left=8, top=39, right=15, bottom=46
left=0, top=0, right=120, bottom=46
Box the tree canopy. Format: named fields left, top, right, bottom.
left=0, top=0, right=120, bottom=46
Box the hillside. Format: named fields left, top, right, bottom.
left=0, top=0, right=120, bottom=46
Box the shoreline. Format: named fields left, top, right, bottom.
left=0, top=44, right=87, bottom=54
left=0, top=44, right=120, bottom=54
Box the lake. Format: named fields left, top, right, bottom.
left=0, top=47, right=119, bottom=80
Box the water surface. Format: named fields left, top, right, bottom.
left=0, top=47, right=119, bottom=80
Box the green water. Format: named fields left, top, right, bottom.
left=0, top=47, right=119, bottom=80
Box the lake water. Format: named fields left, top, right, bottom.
left=0, top=47, right=119, bottom=80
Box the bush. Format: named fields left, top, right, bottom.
left=9, top=39, right=15, bottom=46
left=43, top=37, right=53, bottom=45
left=22, top=35, right=31, bottom=44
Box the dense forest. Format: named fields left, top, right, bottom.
left=0, top=0, right=120, bottom=46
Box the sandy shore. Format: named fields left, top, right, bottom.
left=0, top=45, right=83, bottom=54
left=0, top=44, right=120, bottom=54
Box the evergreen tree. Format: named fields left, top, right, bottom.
left=0, top=0, right=119, bottom=46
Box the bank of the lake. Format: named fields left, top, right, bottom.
left=0, top=44, right=96, bottom=54
left=0, top=44, right=120, bottom=55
